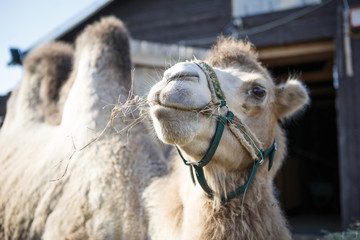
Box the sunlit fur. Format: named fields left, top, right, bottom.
left=145, top=36, right=309, bottom=239
left=9, top=42, right=73, bottom=125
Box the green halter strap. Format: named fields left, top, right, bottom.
left=175, top=60, right=278, bottom=202
left=177, top=140, right=277, bottom=201
left=176, top=110, right=230, bottom=198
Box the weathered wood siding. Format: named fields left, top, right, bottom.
left=335, top=0, right=360, bottom=228
left=59, top=0, right=231, bottom=45
left=54, top=0, right=337, bottom=48
left=241, top=0, right=337, bottom=47
left=232, top=0, right=321, bottom=18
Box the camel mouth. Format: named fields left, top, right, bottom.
left=149, top=103, right=204, bottom=146
left=149, top=103, right=201, bottom=122
left=149, top=100, right=203, bottom=113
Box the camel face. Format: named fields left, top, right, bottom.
left=149, top=63, right=270, bottom=168
left=148, top=39, right=309, bottom=170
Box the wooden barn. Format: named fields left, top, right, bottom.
left=5, top=0, right=360, bottom=237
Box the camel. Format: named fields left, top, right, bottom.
left=0, top=15, right=308, bottom=239
left=0, top=16, right=167, bottom=239
left=144, top=37, right=309, bottom=239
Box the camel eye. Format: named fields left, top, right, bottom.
left=250, top=86, right=266, bottom=99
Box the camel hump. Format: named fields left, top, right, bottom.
left=11, top=42, right=74, bottom=125
left=74, top=16, right=132, bottom=87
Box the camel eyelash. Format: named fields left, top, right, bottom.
left=248, top=86, right=266, bottom=99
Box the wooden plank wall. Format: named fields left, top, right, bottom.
left=241, top=0, right=337, bottom=47
left=115, top=0, right=231, bottom=43
left=335, top=0, right=360, bottom=228
left=57, top=0, right=336, bottom=49
left=59, top=0, right=231, bottom=46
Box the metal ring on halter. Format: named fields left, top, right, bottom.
left=274, top=141, right=278, bottom=151
left=257, top=153, right=265, bottom=165
left=217, top=100, right=229, bottom=116
left=185, top=161, right=200, bottom=166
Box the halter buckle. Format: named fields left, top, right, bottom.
left=256, top=151, right=265, bottom=165
left=185, top=161, right=200, bottom=166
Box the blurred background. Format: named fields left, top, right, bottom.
left=1, top=0, right=359, bottom=239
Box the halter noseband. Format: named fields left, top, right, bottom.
left=176, top=60, right=277, bottom=202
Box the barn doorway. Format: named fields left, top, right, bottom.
left=259, top=40, right=341, bottom=235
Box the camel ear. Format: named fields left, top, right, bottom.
left=275, top=79, right=309, bottom=120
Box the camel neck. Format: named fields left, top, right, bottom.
left=178, top=166, right=291, bottom=239
left=202, top=162, right=257, bottom=201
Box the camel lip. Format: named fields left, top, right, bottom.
left=150, top=105, right=183, bottom=121
left=148, top=95, right=217, bottom=121
left=150, top=102, right=201, bottom=113
left=148, top=94, right=204, bottom=112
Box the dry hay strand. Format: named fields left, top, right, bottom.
left=51, top=69, right=148, bottom=181
left=51, top=69, right=222, bottom=182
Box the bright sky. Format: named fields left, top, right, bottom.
left=0, top=0, right=107, bottom=96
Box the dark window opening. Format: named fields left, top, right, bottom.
left=269, top=57, right=341, bottom=235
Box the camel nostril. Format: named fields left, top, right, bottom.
left=166, top=72, right=200, bottom=83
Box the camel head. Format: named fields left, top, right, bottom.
left=148, top=37, right=309, bottom=173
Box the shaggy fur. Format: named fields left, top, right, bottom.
left=144, top=37, right=309, bottom=239
left=0, top=16, right=167, bottom=239
left=207, top=36, right=271, bottom=79
left=22, top=41, right=74, bottom=125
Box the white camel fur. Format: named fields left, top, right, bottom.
left=144, top=37, right=309, bottom=239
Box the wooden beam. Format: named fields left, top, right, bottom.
left=301, top=71, right=334, bottom=83
left=259, top=41, right=334, bottom=60
left=309, top=86, right=335, bottom=96
left=258, top=40, right=334, bottom=66
left=274, top=70, right=333, bottom=83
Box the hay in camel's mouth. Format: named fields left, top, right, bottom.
left=148, top=97, right=221, bottom=116
left=109, top=93, right=223, bottom=140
